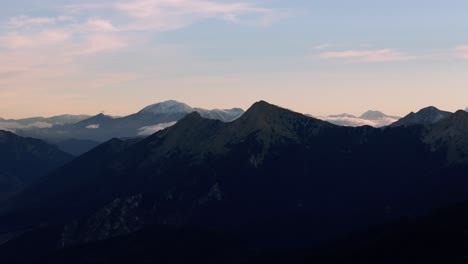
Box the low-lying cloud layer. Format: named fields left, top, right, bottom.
left=86, top=124, right=100, bottom=129
left=137, top=121, right=177, bottom=136
left=0, top=121, right=53, bottom=131
left=316, top=113, right=400, bottom=127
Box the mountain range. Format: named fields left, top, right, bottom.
left=1, top=101, right=468, bottom=263
left=0, top=115, right=91, bottom=131
left=9, top=101, right=244, bottom=155
left=3, top=101, right=458, bottom=157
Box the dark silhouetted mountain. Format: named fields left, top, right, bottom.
left=390, top=106, right=452, bottom=127
left=276, top=199, right=468, bottom=264
left=2, top=101, right=468, bottom=263
left=54, top=139, right=102, bottom=156
left=0, top=225, right=255, bottom=264
left=424, top=110, right=468, bottom=164
left=15, top=100, right=245, bottom=145
left=0, top=131, right=72, bottom=202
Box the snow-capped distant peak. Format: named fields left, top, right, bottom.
left=139, top=100, right=194, bottom=115
left=360, top=110, right=388, bottom=120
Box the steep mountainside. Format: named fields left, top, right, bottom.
left=0, top=131, right=72, bottom=202
left=277, top=200, right=468, bottom=264
left=54, top=139, right=102, bottom=156
left=1, top=101, right=468, bottom=263
left=424, top=110, right=468, bottom=164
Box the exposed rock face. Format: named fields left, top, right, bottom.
left=61, top=194, right=145, bottom=247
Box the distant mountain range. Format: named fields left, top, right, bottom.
left=2, top=101, right=468, bottom=263
left=316, top=106, right=459, bottom=128
left=316, top=110, right=401, bottom=127
left=7, top=101, right=244, bottom=154
left=0, top=115, right=91, bottom=131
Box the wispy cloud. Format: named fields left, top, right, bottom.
left=83, top=18, right=119, bottom=32
left=317, top=49, right=414, bottom=63
left=0, top=121, right=53, bottom=131
left=8, top=15, right=74, bottom=28
left=8, top=16, right=55, bottom=27
left=115, top=0, right=282, bottom=31
left=63, top=0, right=283, bottom=31
left=138, top=121, right=177, bottom=136
left=316, top=115, right=399, bottom=127
left=2, top=30, right=71, bottom=49
left=0, top=0, right=283, bottom=74
left=0, top=0, right=285, bottom=118
left=313, top=43, right=331, bottom=50
left=456, top=45, right=468, bottom=59
left=77, top=34, right=128, bottom=54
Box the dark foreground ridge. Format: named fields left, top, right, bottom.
left=1, top=101, right=468, bottom=263
left=0, top=130, right=72, bottom=202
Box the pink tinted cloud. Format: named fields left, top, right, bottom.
left=77, top=35, right=128, bottom=55
left=8, top=15, right=74, bottom=28
left=317, top=49, right=414, bottom=63
left=116, top=0, right=268, bottom=18
left=456, top=46, right=468, bottom=59
left=8, top=16, right=56, bottom=27
left=114, top=0, right=281, bottom=30
left=2, top=30, right=71, bottom=49
left=84, top=18, right=118, bottom=32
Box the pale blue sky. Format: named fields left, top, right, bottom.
left=1, top=0, right=468, bottom=118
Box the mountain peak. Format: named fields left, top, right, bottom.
left=244, top=101, right=281, bottom=116
left=419, top=106, right=443, bottom=113
left=360, top=110, right=387, bottom=120
left=182, top=111, right=203, bottom=120
left=139, top=100, right=194, bottom=115
left=164, top=112, right=204, bottom=131
left=391, top=106, right=452, bottom=127
left=235, top=100, right=329, bottom=140
left=239, top=101, right=293, bottom=126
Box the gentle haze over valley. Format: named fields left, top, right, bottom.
left=1, top=0, right=468, bottom=118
